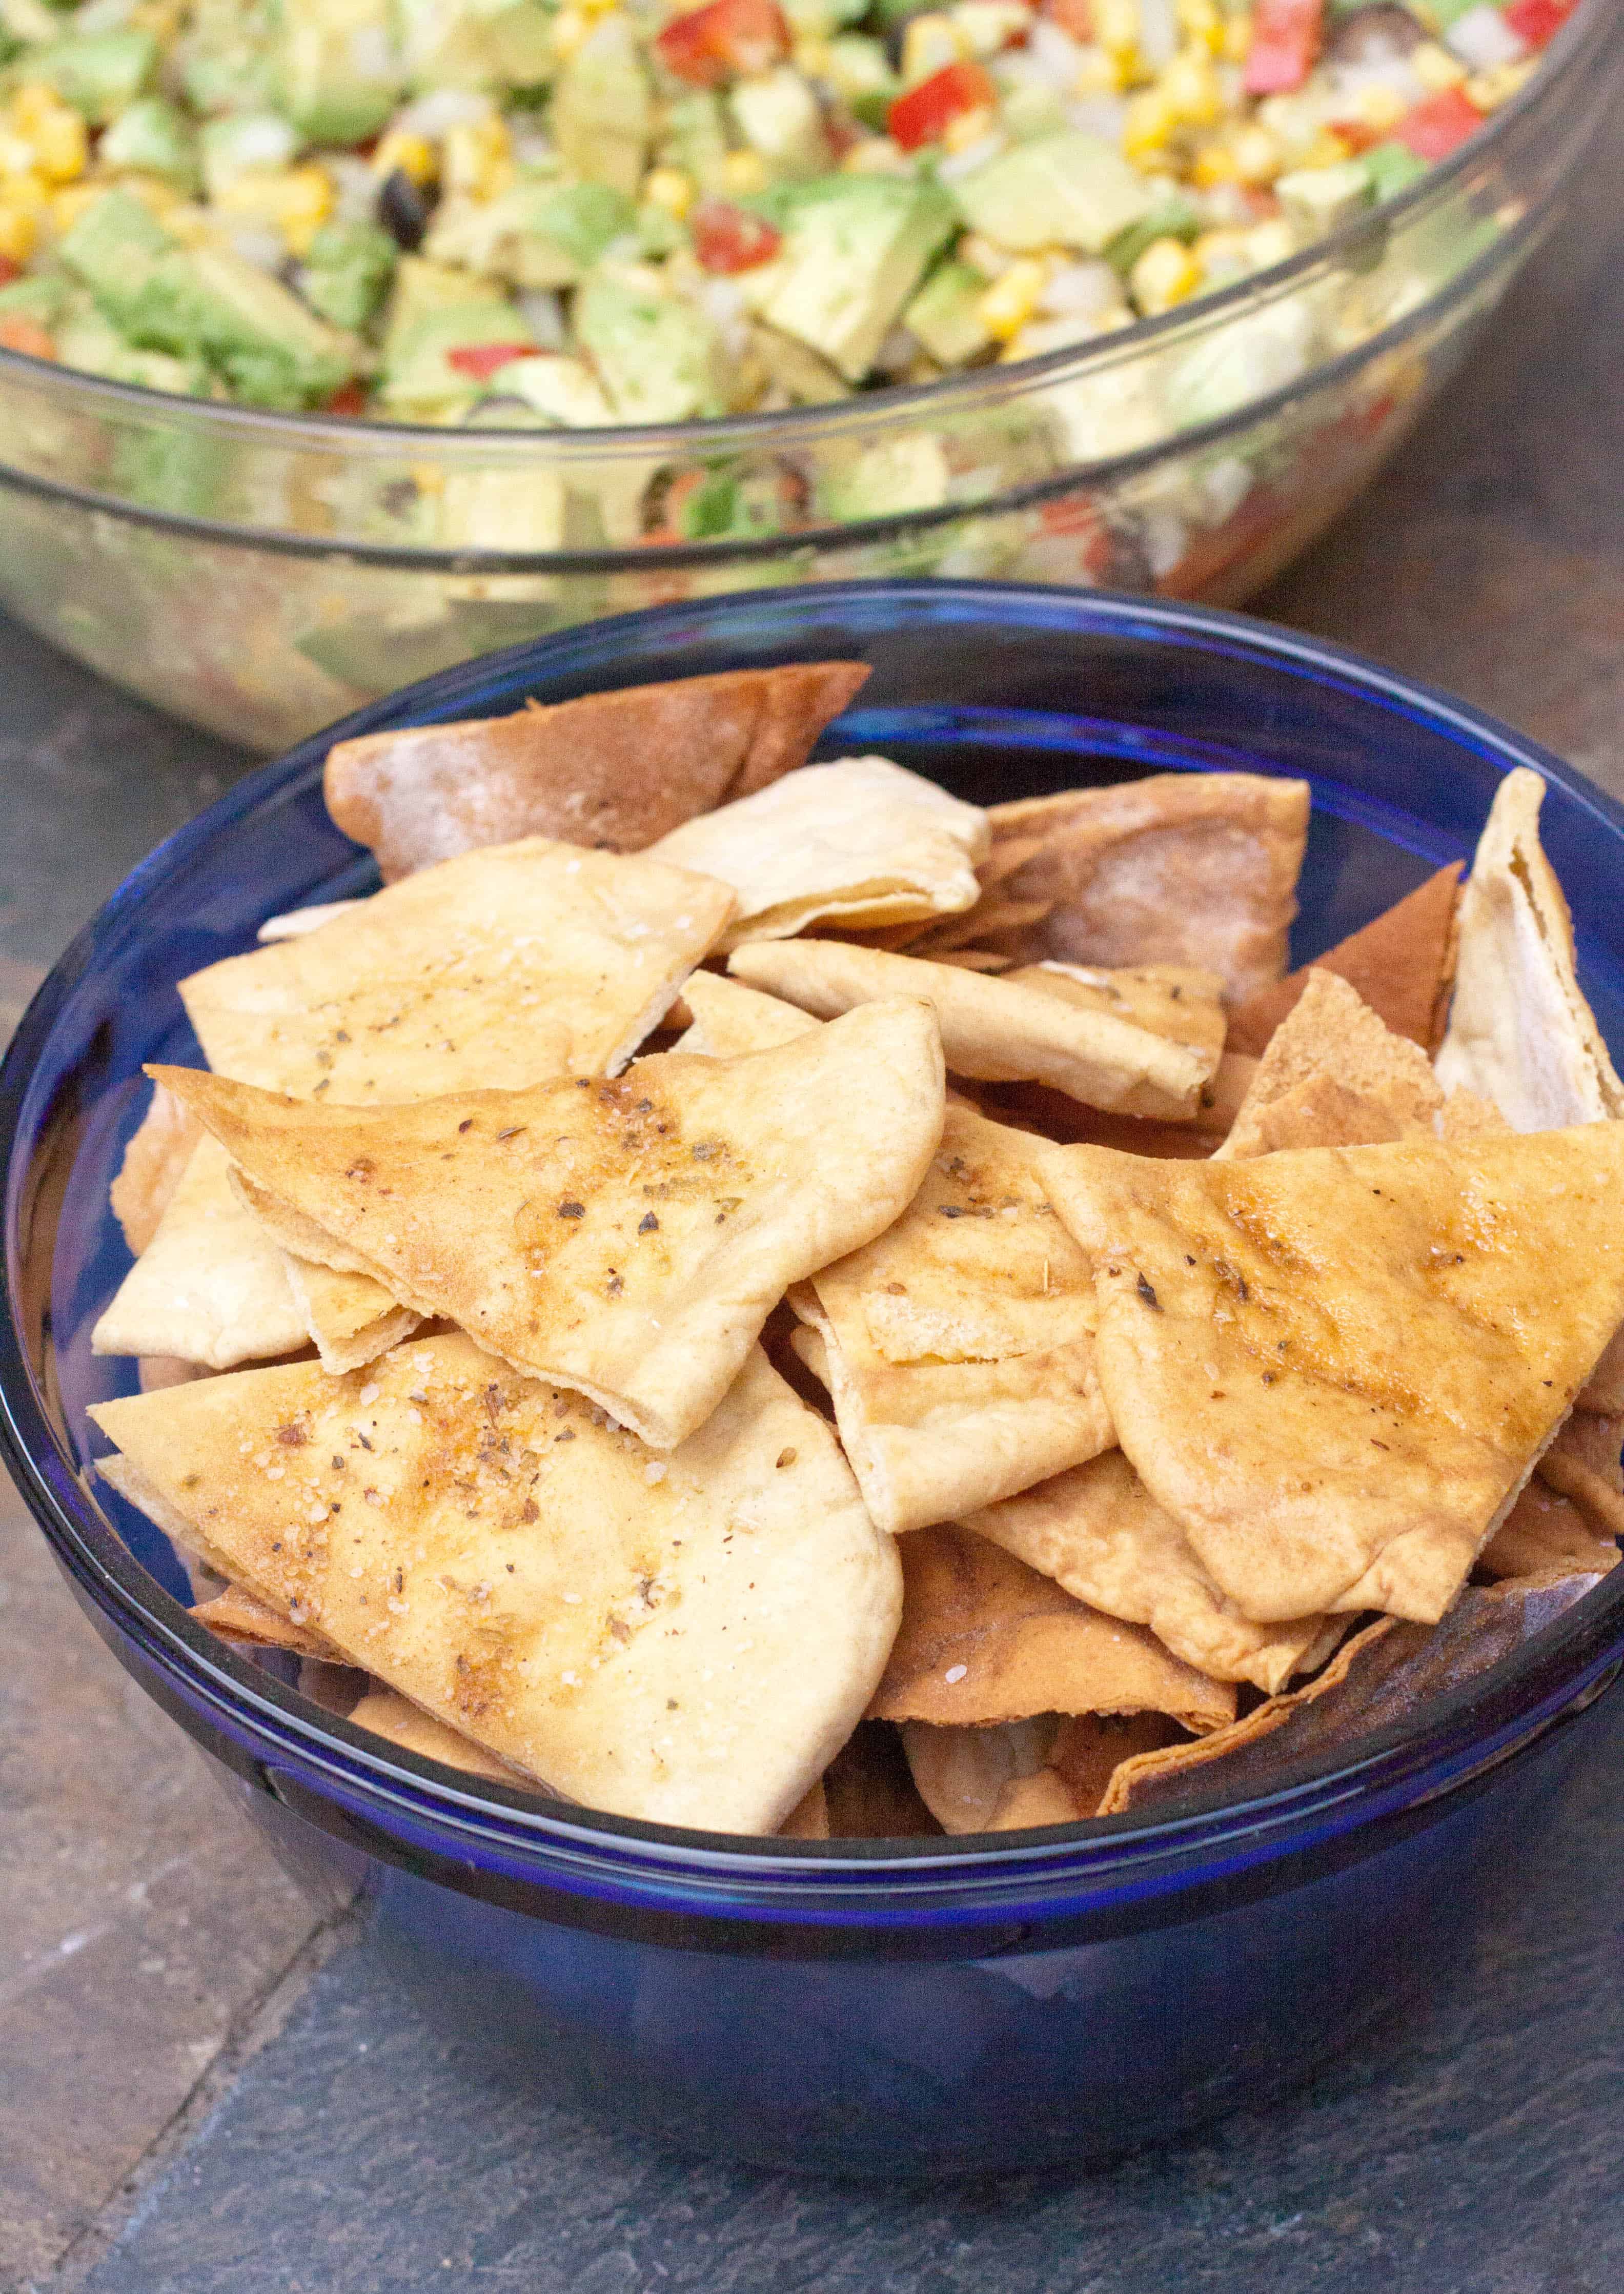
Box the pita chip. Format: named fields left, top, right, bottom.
left=347, top=1687, right=534, bottom=1785
left=978, top=774, right=1310, bottom=1005
left=1436, top=769, right=1624, bottom=1131
left=191, top=1584, right=341, bottom=1658
left=110, top=1083, right=202, bottom=1256
left=671, top=971, right=820, bottom=1059
left=648, top=757, right=989, bottom=950
left=1009, top=962, right=1228, bottom=1066
left=285, top=1255, right=421, bottom=1374
left=793, top=1101, right=1112, bottom=1533
left=730, top=941, right=1213, bottom=1119
left=867, top=1522, right=1234, bottom=1733
left=964, top=1450, right=1339, bottom=1693
left=1215, top=970, right=1447, bottom=1160
left=324, top=662, right=870, bottom=881
left=155, top=998, right=945, bottom=1449
left=822, top=1722, right=944, bottom=1837
left=903, top=1712, right=1186, bottom=1833
left=180, top=838, right=737, bottom=1102
left=258, top=898, right=367, bottom=942
left=1041, top=1127, right=1624, bottom=1623
left=1479, top=1473, right=1620, bottom=1582
left=1227, top=863, right=1463, bottom=1058
left=778, top=1781, right=830, bottom=1839
left=91, top=1336, right=902, bottom=1833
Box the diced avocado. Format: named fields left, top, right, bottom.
left=750, top=321, right=850, bottom=404
left=905, top=258, right=992, bottom=366
left=498, top=352, right=614, bottom=425
left=953, top=131, right=1153, bottom=256
left=783, top=0, right=868, bottom=32
left=300, top=219, right=397, bottom=329
left=573, top=268, right=723, bottom=422
left=747, top=174, right=957, bottom=382
left=270, top=0, right=402, bottom=142
left=378, top=297, right=533, bottom=414
left=97, top=97, right=201, bottom=192
left=1161, top=299, right=1317, bottom=431
left=820, top=432, right=949, bottom=522
left=1363, top=140, right=1429, bottom=202
left=997, top=80, right=1069, bottom=142
left=32, top=30, right=158, bottom=124
left=1276, top=159, right=1374, bottom=238
left=728, top=64, right=830, bottom=177
left=659, top=90, right=730, bottom=194
left=0, top=273, right=70, bottom=325
left=392, top=0, right=554, bottom=91
left=54, top=300, right=210, bottom=396
left=425, top=179, right=635, bottom=290
left=131, top=246, right=360, bottom=409
left=1103, top=191, right=1202, bottom=277
left=382, top=254, right=498, bottom=359
left=57, top=190, right=176, bottom=335
left=199, top=112, right=299, bottom=199
left=437, top=465, right=565, bottom=552
left=824, top=31, right=895, bottom=110
left=481, top=0, right=557, bottom=86
left=551, top=15, right=653, bottom=199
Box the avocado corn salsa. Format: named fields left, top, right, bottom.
left=0, top=0, right=1573, bottom=429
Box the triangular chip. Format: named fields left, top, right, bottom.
left=191, top=1584, right=341, bottom=1658
left=964, top=1451, right=1338, bottom=1693
left=1214, top=970, right=1446, bottom=1159
left=822, top=1722, right=943, bottom=1838
left=1227, top=863, right=1463, bottom=1058
left=1479, top=1475, right=1620, bottom=1581
left=730, top=941, right=1213, bottom=1119
left=791, top=1102, right=1111, bottom=1533
left=1041, top=1128, right=1624, bottom=1623
left=903, top=1713, right=1186, bottom=1833
left=285, top=1255, right=421, bottom=1374
left=346, top=1687, right=535, bottom=1785
left=866, top=1522, right=1234, bottom=1732
left=154, top=998, right=945, bottom=1448
left=180, top=837, right=737, bottom=1100
left=978, top=774, right=1310, bottom=1004
left=91, top=1336, right=901, bottom=1833
left=1436, top=769, right=1624, bottom=1129
left=324, top=663, right=870, bottom=881
left=1008, top=961, right=1228, bottom=1066
left=109, top=1082, right=201, bottom=1256
left=649, top=757, right=989, bottom=949
left=671, top=971, right=821, bottom=1059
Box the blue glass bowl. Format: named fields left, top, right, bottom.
left=7, top=581, right=1624, bottom=2181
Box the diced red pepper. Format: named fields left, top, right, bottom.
left=0, top=254, right=21, bottom=288
left=324, top=379, right=369, bottom=415
left=654, top=0, right=790, bottom=87
left=1501, top=0, right=1574, bottom=45
left=1394, top=84, right=1485, bottom=160
left=0, top=314, right=55, bottom=359
left=1327, top=116, right=1383, bottom=154
left=446, top=342, right=532, bottom=382
left=1243, top=0, right=1325, bottom=94
left=1046, top=0, right=1094, bottom=37
left=691, top=196, right=783, bottom=272
left=888, top=59, right=998, bottom=152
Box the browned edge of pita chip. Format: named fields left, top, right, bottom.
left=1227, top=864, right=1463, bottom=1058
left=110, top=1085, right=203, bottom=1257
left=192, top=1585, right=341, bottom=1659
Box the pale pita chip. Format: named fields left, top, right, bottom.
left=155, top=998, right=945, bottom=1449
left=730, top=940, right=1212, bottom=1120
left=347, top=1687, right=533, bottom=1785
left=964, top=1450, right=1338, bottom=1693
left=1215, top=970, right=1446, bottom=1160
left=867, top=1522, right=1234, bottom=1733
left=792, top=1102, right=1111, bottom=1533
left=980, top=775, right=1310, bottom=1004
left=1436, top=768, right=1624, bottom=1130
left=285, top=1255, right=421, bottom=1375
left=109, top=1083, right=202, bottom=1256
left=648, top=757, right=989, bottom=950
left=1041, top=1128, right=1624, bottom=1623
left=903, top=1713, right=1185, bottom=1832
left=671, top=971, right=821, bottom=1059
left=1008, top=962, right=1227, bottom=1067
left=1228, top=862, right=1463, bottom=1058
left=91, top=1336, right=902, bottom=1833
left=257, top=899, right=367, bottom=942
left=191, top=1584, right=341, bottom=1658
left=180, top=837, right=738, bottom=1100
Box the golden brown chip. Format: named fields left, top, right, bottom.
left=1478, top=1475, right=1620, bottom=1581
left=1041, top=1128, right=1624, bottom=1624
left=191, top=1584, right=341, bottom=1658
left=285, top=1256, right=421, bottom=1374
left=1227, top=863, right=1463, bottom=1058
left=346, top=1687, right=532, bottom=1784
left=778, top=1781, right=830, bottom=1839
left=110, top=1083, right=202, bottom=1257
left=901, top=1712, right=1185, bottom=1833
left=324, top=663, right=870, bottom=880
left=671, top=971, right=821, bottom=1059
left=1215, top=970, right=1445, bottom=1159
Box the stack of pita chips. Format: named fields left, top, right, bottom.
left=87, top=675, right=1622, bottom=1837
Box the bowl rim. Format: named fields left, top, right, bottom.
left=7, top=576, right=1624, bottom=1923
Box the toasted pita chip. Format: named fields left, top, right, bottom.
left=671, top=971, right=821, bottom=1059
left=981, top=1047, right=1256, bottom=1159
left=779, top=1781, right=830, bottom=1839
left=180, top=837, right=737, bottom=1101
left=1041, top=1128, right=1624, bottom=1623
left=883, top=898, right=1056, bottom=961
left=346, top=1687, right=534, bottom=1785
left=191, top=1584, right=341, bottom=1658
left=1101, top=1572, right=1605, bottom=1815
left=732, top=941, right=1213, bottom=1120
left=155, top=999, right=945, bottom=1449
left=978, top=775, right=1310, bottom=1005
left=285, top=1255, right=421, bottom=1375
left=1544, top=1409, right=1623, bottom=1492
left=1010, top=960, right=1228, bottom=1064
left=1228, top=863, right=1463, bottom=1058
left=324, top=663, right=869, bottom=881
left=258, top=899, right=367, bottom=942
left=139, top=1355, right=212, bottom=1392
left=109, top=1084, right=202, bottom=1256
left=1478, top=1475, right=1620, bottom=1581
left=1436, top=769, right=1624, bottom=1130
left=823, top=1721, right=944, bottom=1837
left=648, top=757, right=989, bottom=950
left=902, top=1712, right=1186, bottom=1832
left=1215, top=971, right=1446, bottom=1160
left=791, top=1102, right=1111, bottom=1533
left=867, top=1522, right=1234, bottom=1733
left=91, top=1336, right=901, bottom=1833
left=964, top=1451, right=1338, bottom=1693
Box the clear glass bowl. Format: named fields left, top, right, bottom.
left=1, top=0, right=1619, bottom=750
left=5, top=582, right=1624, bottom=2176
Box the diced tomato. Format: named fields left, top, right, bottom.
left=1243, top=0, right=1324, bottom=94
left=1394, top=84, right=1485, bottom=160
left=446, top=342, right=532, bottom=382
left=1327, top=116, right=1383, bottom=154
left=887, top=59, right=998, bottom=152
left=0, top=315, right=55, bottom=360
left=0, top=255, right=21, bottom=288
left=1046, top=0, right=1093, bottom=37
left=324, top=379, right=369, bottom=415
left=654, top=0, right=790, bottom=87
left=691, top=197, right=783, bottom=273
left=1502, top=0, right=1575, bottom=45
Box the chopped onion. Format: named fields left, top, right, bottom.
left=1041, top=258, right=1121, bottom=318
left=394, top=89, right=493, bottom=138
left=516, top=290, right=567, bottom=351
left=1446, top=2, right=1529, bottom=69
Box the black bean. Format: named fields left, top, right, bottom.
left=377, top=167, right=435, bottom=251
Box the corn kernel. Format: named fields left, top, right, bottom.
left=0, top=130, right=34, bottom=180
left=1190, top=138, right=1238, bottom=186
left=1348, top=79, right=1408, bottom=130
left=1093, top=0, right=1141, bottom=55
left=1230, top=121, right=1283, bottom=183
left=1243, top=216, right=1294, bottom=269
left=1466, top=56, right=1535, bottom=109
left=1156, top=46, right=1221, bottom=125
left=579, top=0, right=619, bottom=16
left=215, top=163, right=336, bottom=256
left=1074, top=48, right=1127, bottom=94
left=941, top=101, right=996, bottom=153
left=793, top=34, right=832, bottom=74
left=1176, top=0, right=1224, bottom=53
left=1220, top=12, right=1251, bottom=60
left=1411, top=38, right=1467, bottom=87
left=977, top=255, right=1050, bottom=342
left=721, top=146, right=772, bottom=194
left=642, top=164, right=694, bottom=219
left=48, top=180, right=100, bottom=233
left=442, top=114, right=513, bottom=201
left=1129, top=234, right=1200, bottom=313
left=551, top=7, right=591, bottom=62
left=12, top=84, right=87, bottom=185
left=1122, top=87, right=1176, bottom=160
left=839, top=135, right=911, bottom=173
left=0, top=172, right=47, bottom=262
left=901, top=13, right=970, bottom=84
left=370, top=129, right=437, bottom=187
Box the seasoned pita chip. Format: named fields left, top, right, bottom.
left=91, top=1336, right=902, bottom=1833
left=1101, top=1573, right=1605, bottom=1815
left=1228, top=863, right=1463, bottom=1058
left=964, top=1451, right=1338, bottom=1693
left=347, top=1688, right=533, bottom=1785
left=792, top=1102, right=1111, bottom=1533
left=1479, top=1475, right=1620, bottom=1581
left=1041, top=1128, right=1624, bottom=1623
left=180, top=837, right=737, bottom=1101
left=649, top=757, right=989, bottom=949
left=979, top=775, right=1310, bottom=1004
left=671, top=971, right=820, bottom=1059
left=1436, top=769, right=1624, bottom=1130
left=155, top=998, right=945, bottom=1449
left=110, top=1084, right=202, bottom=1256
left=731, top=941, right=1213, bottom=1119
left=823, top=1722, right=944, bottom=1837
left=285, top=1255, right=421, bottom=1374
left=93, top=1137, right=309, bottom=1368
left=867, top=1522, right=1234, bottom=1733
left=191, top=1584, right=341, bottom=1658
left=1010, top=961, right=1227, bottom=1064
left=1215, top=970, right=1446, bottom=1159
left=903, top=1712, right=1185, bottom=1832
left=324, top=663, right=869, bottom=880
